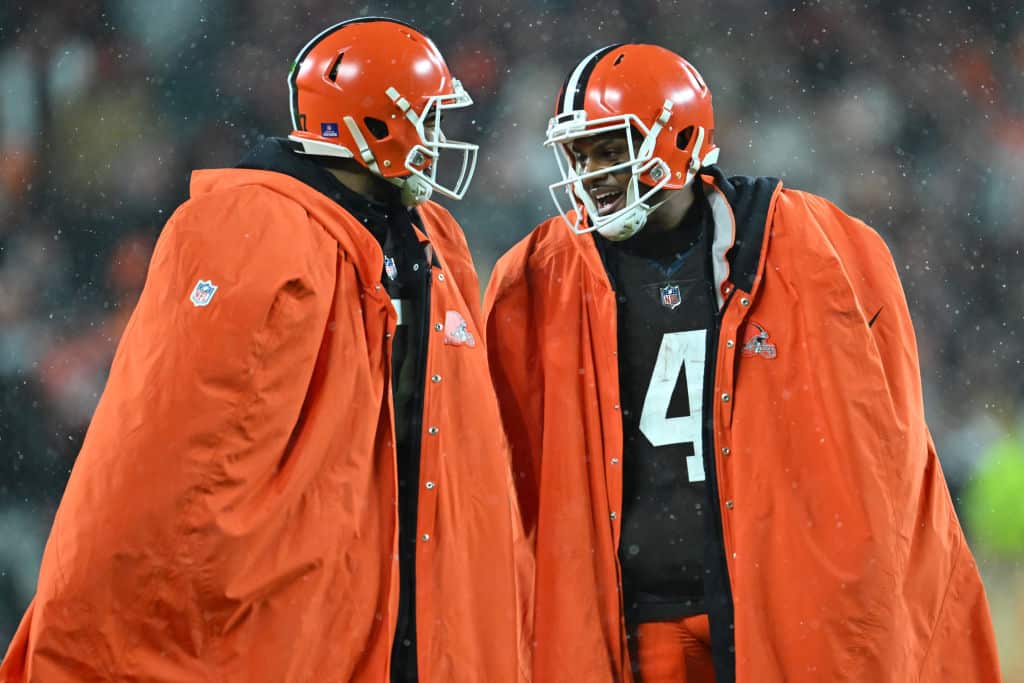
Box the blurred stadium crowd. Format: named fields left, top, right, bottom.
left=1, top=0, right=1022, bottom=674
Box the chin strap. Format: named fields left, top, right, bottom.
left=388, top=174, right=433, bottom=207
left=639, top=100, right=674, bottom=160
left=342, top=116, right=383, bottom=175
left=593, top=100, right=677, bottom=241
left=341, top=115, right=429, bottom=206
left=596, top=197, right=669, bottom=241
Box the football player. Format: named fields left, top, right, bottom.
left=1, top=18, right=530, bottom=682
left=484, top=43, right=1000, bottom=682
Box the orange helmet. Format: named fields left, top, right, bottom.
left=288, top=18, right=477, bottom=205
left=545, top=44, right=719, bottom=239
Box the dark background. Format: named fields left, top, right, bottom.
left=1, top=0, right=1022, bottom=675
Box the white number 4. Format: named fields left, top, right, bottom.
left=638, top=330, right=706, bottom=483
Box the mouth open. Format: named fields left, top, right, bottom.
left=590, top=187, right=625, bottom=216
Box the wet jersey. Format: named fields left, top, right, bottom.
left=598, top=195, right=714, bottom=623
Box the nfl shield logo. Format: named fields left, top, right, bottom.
left=660, top=284, right=682, bottom=310
left=190, top=279, right=218, bottom=307
left=320, top=122, right=340, bottom=138
left=384, top=255, right=398, bottom=281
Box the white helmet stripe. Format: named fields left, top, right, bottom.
left=562, top=47, right=608, bottom=114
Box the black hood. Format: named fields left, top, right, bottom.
left=235, top=137, right=408, bottom=238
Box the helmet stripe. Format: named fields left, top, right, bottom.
left=560, top=43, right=623, bottom=114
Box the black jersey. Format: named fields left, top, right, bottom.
left=597, top=195, right=714, bottom=624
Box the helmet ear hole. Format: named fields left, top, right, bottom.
left=676, top=126, right=694, bottom=150
left=364, top=117, right=390, bottom=140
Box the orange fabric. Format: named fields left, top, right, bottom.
left=1, top=169, right=531, bottom=682
left=634, top=615, right=715, bottom=683
left=484, top=176, right=1001, bottom=682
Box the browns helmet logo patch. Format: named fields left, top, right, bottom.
left=741, top=321, right=777, bottom=359
left=443, top=310, right=476, bottom=348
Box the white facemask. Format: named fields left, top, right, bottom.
left=545, top=101, right=718, bottom=239
left=290, top=79, right=479, bottom=207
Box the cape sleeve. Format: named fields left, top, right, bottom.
left=796, top=192, right=1000, bottom=680
left=798, top=192, right=925, bottom=431
left=483, top=244, right=544, bottom=541
left=0, top=185, right=338, bottom=681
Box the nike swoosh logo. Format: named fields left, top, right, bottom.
left=867, top=306, right=884, bottom=328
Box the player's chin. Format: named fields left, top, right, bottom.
left=597, top=218, right=640, bottom=241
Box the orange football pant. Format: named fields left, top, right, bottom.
left=634, top=613, right=716, bottom=683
